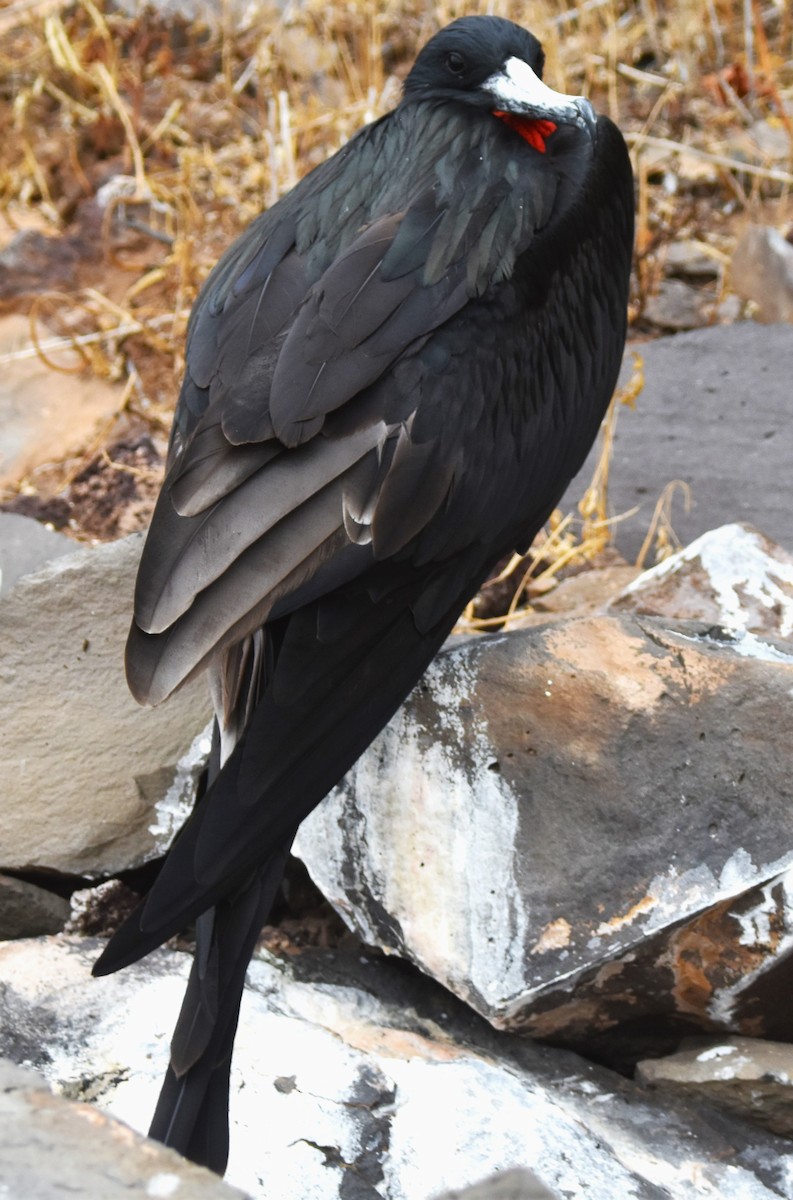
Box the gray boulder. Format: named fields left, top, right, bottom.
left=611, top=522, right=793, bottom=638
left=0, top=1056, right=249, bottom=1199
left=0, top=512, right=74, bottom=595
left=638, top=1036, right=793, bottom=1141
left=433, top=1172, right=558, bottom=1200
left=0, top=533, right=212, bottom=876
left=0, top=874, right=70, bottom=939
left=1, top=935, right=792, bottom=1200
left=295, top=613, right=793, bottom=1039
left=564, top=323, right=793, bottom=562
left=643, top=278, right=709, bottom=331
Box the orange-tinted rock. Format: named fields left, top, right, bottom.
left=296, top=614, right=793, bottom=1042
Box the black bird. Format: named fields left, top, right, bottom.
left=94, top=15, right=633, bottom=1176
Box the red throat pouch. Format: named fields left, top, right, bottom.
left=493, top=112, right=558, bottom=153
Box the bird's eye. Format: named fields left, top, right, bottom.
left=446, top=50, right=466, bottom=75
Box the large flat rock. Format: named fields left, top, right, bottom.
left=2, top=935, right=792, bottom=1200
left=565, top=324, right=793, bottom=559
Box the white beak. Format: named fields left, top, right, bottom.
left=483, top=57, right=595, bottom=130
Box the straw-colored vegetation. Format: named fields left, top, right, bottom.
left=0, top=0, right=791, bottom=621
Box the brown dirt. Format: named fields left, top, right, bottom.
left=0, top=0, right=790, bottom=563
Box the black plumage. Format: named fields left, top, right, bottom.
left=94, top=15, right=634, bottom=1175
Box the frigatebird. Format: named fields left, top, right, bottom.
left=94, top=15, right=634, bottom=1175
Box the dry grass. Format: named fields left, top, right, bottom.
left=0, top=0, right=791, bottom=606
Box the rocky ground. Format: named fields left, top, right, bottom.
left=1, top=1, right=793, bottom=1197
left=2, top=328, right=793, bottom=1196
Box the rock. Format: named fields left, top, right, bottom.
left=0, top=1056, right=249, bottom=1199
left=731, top=225, right=793, bottom=323
left=0, top=874, right=70, bottom=939
left=0, top=511, right=74, bottom=594
left=638, top=1036, right=793, bottom=1141
left=0, top=534, right=212, bottom=876
left=475, top=563, right=641, bottom=632
left=295, top=615, right=793, bottom=1041
left=637, top=144, right=718, bottom=188
left=611, top=523, right=793, bottom=639
left=563, top=324, right=793, bottom=562
left=745, top=120, right=793, bottom=165
left=2, top=935, right=793, bottom=1200
left=0, top=196, right=105, bottom=307
left=664, top=240, right=721, bottom=280
left=530, top=563, right=641, bottom=617
left=433, top=1169, right=558, bottom=1199
left=718, top=866, right=793, bottom=1043
left=714, top=293, right=744, bottom=324
left=559, top=859, right=793, bottom=1060
left=643, top=278, right=709, bottom=330
left=0, top=313, right=126, bottom=488
left=0, top=230, right=82, bottom=303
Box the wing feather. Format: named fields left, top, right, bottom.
left=168, top=420, right=279, bottom=516
left=268, top=216, right=470, bottom=446
left=128, top=110, right=624, bottom=716
left=127, top=485, right=353, bottom=705
left=137, top=423, right=385, bottom=635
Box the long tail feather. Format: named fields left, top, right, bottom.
left=149, top=837, right=294, bottom=1174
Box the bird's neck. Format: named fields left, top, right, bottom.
left=492, top=112, right=557, bottom=153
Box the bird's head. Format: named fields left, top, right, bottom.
left=402, top=16, right=595, bottom=149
